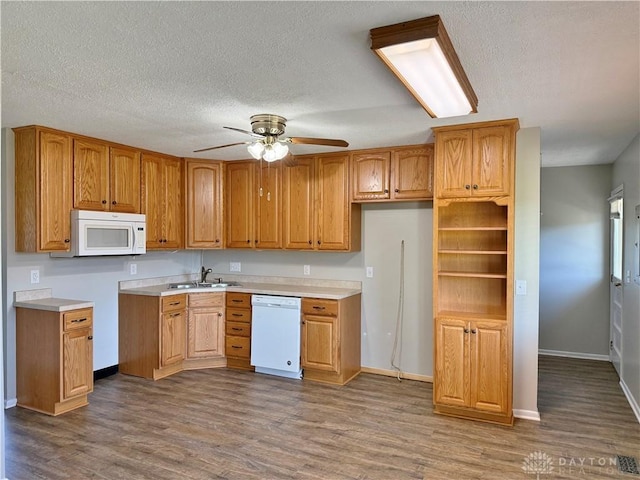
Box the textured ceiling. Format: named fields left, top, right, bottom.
left=2, top=1, right=638, bottom=167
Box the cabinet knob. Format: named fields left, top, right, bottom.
left=472, top=185, right=478, bottom=190
left=308, top=240, right=312, bottom=245
left=384, top=189, right=389, bottom=193
left=218, top=312, right=222, bottom=317
left=395, top=188, right=399, bottom=193
left=464, top=328, right=470, bottom=334
left=64, top=239, right=70, bottom=243
left=88, top=336, right=93, bottom=340
left=246, top=239, right=250, bottom=244
left=215, top=239, right=219, bottom=243
left=255, top=240, right=258, bottom=244
left=465, top=185, right=471, bottom=190
left=112, top=200, right=117, bottom=205
left=317, top=240, right=321, bottom=245
left=471, top=329, right=477, bottom=334
left=102, top=200, right=107, bottom=204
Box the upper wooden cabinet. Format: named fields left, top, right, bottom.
left=284, top=154, right=361, bottom=251
left=141, top=153, right=183, bottom=250
left=185, top=159, right=223, bottom=249
left=225, top=160, right=282, bottom=249
left=433, top=119, right=519, bottom=198
left=351, top=144, right=434, bottom=202
left=14, top=126, right=73, bottom=252
left=73, top=141, right=141, bottom=213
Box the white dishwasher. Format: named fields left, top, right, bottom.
left=250, top=295, right=303, bottom=379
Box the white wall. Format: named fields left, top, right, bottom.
left=539, top=165, right=612, bottom=357
left=612, top=133, right=640, bottom=420
left=513, top=127, right=541, bottom=420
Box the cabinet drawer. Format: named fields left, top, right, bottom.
left=226, top=308, right=252, bottom=323
left=226, top=292, right=251, bottom=308
left=302, top=298, right=338, bottom=316
left=188, top=292, right=224, bottom=308
left=226, top=321, right=251, bottom=337
left=63, top=308, right=93, bottom=331
left=225, top=336, right=250, bottom=358
left=162, top=294, right=187, bottom=312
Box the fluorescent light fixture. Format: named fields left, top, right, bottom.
left=370, top=15, right=478, bottom=118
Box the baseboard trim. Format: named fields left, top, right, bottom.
left=513, top=409, right=541, bottom=422
left=619, top=378, right=640, bottom=424
left=94, top=364, right=119, bottom=381
left=5, top=398, right=17, bottom=409
left=538, top=349, right=610, bottom=362
left=361, top=366, right=433, bottom=383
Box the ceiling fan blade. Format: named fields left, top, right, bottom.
left=224, top=126, right=263, bottom=138
left=287, top=136, right=349, bottom=148
left=193, top=141, right=250, bottom=153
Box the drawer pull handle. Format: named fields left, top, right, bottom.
left=71, top=318, right=87, bottom=323
left=231, top=327, right=243, bottom=331
left=231, top=345, right=243, bottom=349
left=232, top=299, right=243, bottom=303
left=312, top=306, right=326, bottom=310
left=232, top=313, right=243, bottom=317
left=169, top=302, right=181, bottom=306
left=169, top=313, right=181, bottom=318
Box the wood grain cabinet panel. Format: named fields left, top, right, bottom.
left=225, top=293, right=253, bottom=370
left=351, top=151, right=391, bottom=200
left=283, top=156, right=315, bottom=249
left=109, top=147, right=141, bottom=213
left=185, top=160, right=223, bottom=248
left=14, top=126, right=72, bottom=252
left=17, top=306, right=93, bottom=415
left=186, top=295, right=225, bottom=363
left=391, top=145, right=434, bottom=200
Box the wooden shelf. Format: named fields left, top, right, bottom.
left=436, top=310, right=507, bottom=322
left=438, top=249, right=507, bottom=255
left=438, top=227, right=507, bottom=231
left=438, top=271, right=507, bottom=279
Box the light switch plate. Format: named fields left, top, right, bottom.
left=516, top=279, right=527, bottom=295
left=230, top=262, right=241, bottom=272
left=303, top=265, right=311, bottom=275
left=366, top=266, right=374, bottom=278
left=30, top=269, right=40, bottom=284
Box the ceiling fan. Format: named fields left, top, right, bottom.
left=193, top=114, right=349, bottom=162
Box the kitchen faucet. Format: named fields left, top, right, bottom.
left=200, top=266, right=212, bottom=283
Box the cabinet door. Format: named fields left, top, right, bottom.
left=302, top=314, right=338, bottom=372
left=161, top=311, right=185, bottom=367
left=39, top=131, right=72, bottom=251
left=162, top=157, right=183, bottom=249
left=255, top=161, right=282, bottom=249
left=351, top=152, right=390, bottom=201
left=110, top=147, right=141, bottom=213
left=73, top=139, right=109, bottom=211
left=316, top=154, right=350, bottom=250
left=226, top=161, right=254, bottom=248
left=435, top=129, right=473, bottom=198
left=141, top=154, right=164, bottom=248
left=470, top=321, right=510, bottom=414
left=434, top=318, right=469, bottom=407
left=62, top=327, right=93, bottom=400
left=187, top=308, right=225, bottom=359
left=472, top=126, right=511, bottom=196
left=392, top=146, right=434, bottom=200
left=186, top=161, right=223, bottom=248
left=283, top=157, right=314, bottom=249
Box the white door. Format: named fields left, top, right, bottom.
left=609, top=187, right=624, bottom=377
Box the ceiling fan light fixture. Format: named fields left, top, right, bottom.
left=272, top=141, right=289, bottom=159
left=370, top=15, right=478, bottom=118
left=247, top=141, right=265, bottom=159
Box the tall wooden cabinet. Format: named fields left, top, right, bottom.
left=141, top=153, right=183, bottom=250
left=432, top=118, right=518, bottom=425
left=185, top=159, right=224, bottom=249
left=13, top=126, right=73, bottom=252
left=283, top=153, right=361, bottom=251
left=16, top=306, right=93, bottom=415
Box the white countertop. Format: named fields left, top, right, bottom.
left=119, top=274, right=361, bottom=300
left=14, top=288, right=94, bottom=312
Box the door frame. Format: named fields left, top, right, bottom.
left=608, top=185, right=624, bottom=377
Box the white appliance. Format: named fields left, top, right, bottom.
left=251, top=295, right=302, bottom=379
left=51, top=210, right=146, bottom=257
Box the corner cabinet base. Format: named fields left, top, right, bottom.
left=303, top=368, right=361, bottom=386
left=18, top=394, right=89, bottom=417
left=434, top=404, right=514, bottom=426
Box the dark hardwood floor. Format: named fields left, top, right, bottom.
left=5, top=355, right=639, bottom=479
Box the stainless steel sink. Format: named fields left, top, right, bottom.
left=167, top=281, right=240, bottom=289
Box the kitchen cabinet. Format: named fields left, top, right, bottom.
left=141, top=153, right=183, bottom=250
left=184, top=292, right=226, bottom=370
left=301, top=295, right=361, bottom=385
left=433, top=119, right=518, bottom=198
left=351, top=144, right=433, bottom=202
left=16, top=306, right=93, bottom=415
left=283, top=154, right=361, bottom=251
left=225, top=292, right=253, bottom=370
left=185, top=159, right=223, bottom=249
left=432, top=118, right=518, bottom=425
left=73, top=140, right=141, bottom=213
left=119, top=293, right=187, bottom=380
left=13, top=126, right=73, bottom=252
left=225, top=160, right=282, bottom=249
left=434, top=318, right=510, bottom=416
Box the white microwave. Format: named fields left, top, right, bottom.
left=51, top=210, right=146, bottom=257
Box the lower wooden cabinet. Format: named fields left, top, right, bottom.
left=225, top=292, right=253, bottom=370
left=16, top=307, right=93, bottom=415
left=434, top=317, right=512, bottom=424
left=301, top=295, right=361, bottom=385
left=119, top=293, right=187, bottom=380
left=184, top=292, right=226, bottom=370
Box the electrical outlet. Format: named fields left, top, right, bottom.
left=230, top=262, right=241, bottom=272
left=303, top=265, right=311, bottom=275
left=30, top=269, right=40, bottom=284
left=366, top=266, right=374, bottom=278
left=130, top=263, right=137, bottom=275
